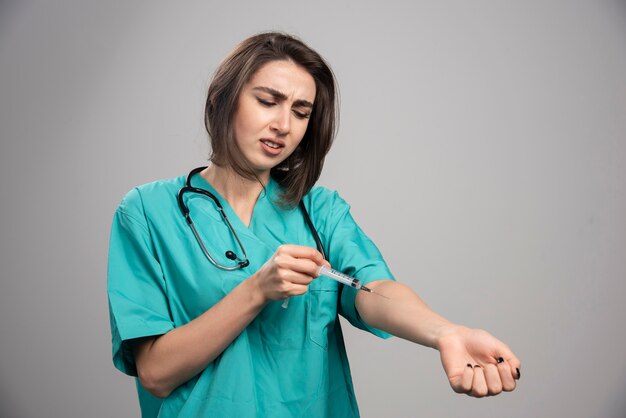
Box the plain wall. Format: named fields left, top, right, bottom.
left=1, top=1, right=625, bottom=417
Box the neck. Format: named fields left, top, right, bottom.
left=200, top=164, right=268, bottom=225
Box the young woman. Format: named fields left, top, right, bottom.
left=108, top=32, right=521, bottom=417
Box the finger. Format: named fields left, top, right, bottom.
left=276, top=256, right=321, bottom=278
left=469, top=366, right=488, bottom=398
left=496, top=344, right=522, bottom=380
left=278, top=244, right=325, bottom=265
left=449, top=363, right=474, bottom=394
left=460, top=364, right=474, bottom=393
left=483, top=363, right=503, bottom=396
left=497, top=358, right=517, bottom=392
left=284, top=283, right=310, bottom=297
left=281, top=270, right=316, bottom=286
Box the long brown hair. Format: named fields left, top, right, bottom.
left=205, top=32, right=338, bottom=207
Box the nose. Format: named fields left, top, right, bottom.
left=270, top=107, right=291, bottom=136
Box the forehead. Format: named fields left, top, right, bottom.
left=246, top=60, right=316, bottom=102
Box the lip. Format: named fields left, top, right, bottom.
left=260, top=138, right=285, bottom=148
left=259, top=138, right=285, bottom=156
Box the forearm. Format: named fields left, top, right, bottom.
left=134, top=276, right=268, bottom=398
left=355, top=280, right=456, bottom=349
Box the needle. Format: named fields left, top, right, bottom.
left=360, top=285, right=391, bottom=299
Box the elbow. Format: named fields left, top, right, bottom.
left=137, top=367, right=174, bottom=399
left=145, top=384, right=172, bottom=400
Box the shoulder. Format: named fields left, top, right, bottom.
left=302, top=185, right=351, bottom=223
left=116, top=175, right=185, bottom=219
left=305, top=185, right=349, bottom=208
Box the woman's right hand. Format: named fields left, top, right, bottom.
left=133, top=244, right=327, bottom=398
left=250, top=244, right=329, bottom=303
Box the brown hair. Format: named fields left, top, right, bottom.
left=205, top=32, right=338, bottom=207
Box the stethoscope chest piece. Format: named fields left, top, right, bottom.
left=178, top=166, right=324, bottom=271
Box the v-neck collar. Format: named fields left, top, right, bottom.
left=190, top=171, right=277, bottom=240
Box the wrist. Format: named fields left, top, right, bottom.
left=432, top=323, right=468, bottom=351
left=244, top=273, right=270, bottom=308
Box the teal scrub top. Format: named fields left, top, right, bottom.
left=107, top=172, right=395, bottom=418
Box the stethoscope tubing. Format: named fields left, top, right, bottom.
left=178, top=166, right=326, bottom=271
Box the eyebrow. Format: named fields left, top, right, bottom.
left=252, top=86, right=314, bottom=108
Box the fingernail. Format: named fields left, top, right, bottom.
left=467, top=363, right=473, bottom=368
left=516, top=368, right=521, bottom=379
left=497, top=357, right=504, bottom=364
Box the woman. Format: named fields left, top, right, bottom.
left=108, top=32, right=521, bottom=417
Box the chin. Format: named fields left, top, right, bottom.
left=252, top=157, right=288, bottom=173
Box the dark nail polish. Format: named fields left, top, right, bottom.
left=474, top=365, right=481, bottom=368
left=467, top=363, right=473, bottom=368
left=497, top=357, right=504, bottom=364
left=516, top=368, right=521, bottom=379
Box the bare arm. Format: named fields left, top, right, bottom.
left=132, top=277, right=266, bottom=398
left=133, top=245, right=326, bottom=398
left=356, top=280, right=521, bottom=397
left=356, top=280, right=453, bottom=348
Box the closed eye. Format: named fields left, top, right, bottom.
left=258, top=97, right=310, bottom=119
left=293, top=110, right=311, bottom=119
left=257, top=98, right=276, bottom=107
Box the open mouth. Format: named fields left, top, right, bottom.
left=261, top=141, right=282, bottom=149
left=261, top=140, right=282, bottom=149
left=260, top=139, right=284, bottom=154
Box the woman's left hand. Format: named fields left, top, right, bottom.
left=436, top=325, right=521, bottom=397
left=354, top=281, right=521, bottom=397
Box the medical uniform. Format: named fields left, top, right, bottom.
left=107, top=171, right=395, bottom=417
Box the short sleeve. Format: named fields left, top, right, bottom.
left=312, top=190, right=396, bottom=339
left=107, top=189, right=174, bottom=376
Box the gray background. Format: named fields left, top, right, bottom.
left=1, top=1, right=625, bottom=417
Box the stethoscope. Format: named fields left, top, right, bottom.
left=177, top=167, right=326, bottom=271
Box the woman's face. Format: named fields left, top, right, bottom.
left=232, top=59, right=316, bottom=178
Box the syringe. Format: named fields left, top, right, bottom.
left=281, top=265, right=390, bottom=309
left=318, top=266, right=389, bottom=299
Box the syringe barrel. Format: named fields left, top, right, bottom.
left=318, top=266, right=362, bottom=288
